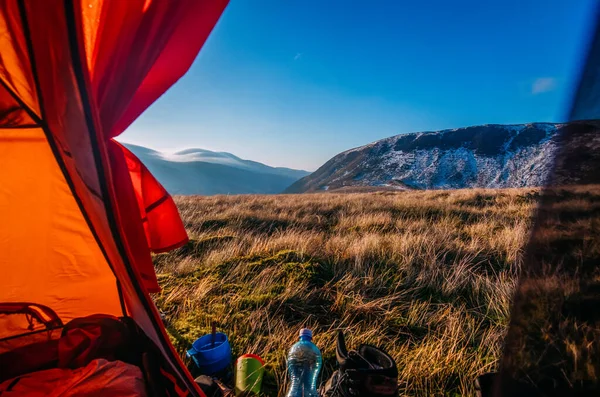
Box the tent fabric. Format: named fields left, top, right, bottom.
left=0, top=128, right=123, bottom=324
left=82, top=0, right=229, bottom=139
left=0, top=83, right=35, bottom=127
left=117, top=141, right=189, bottom=254
left=0, top=0, right=39, bottom=125
left=107, top=140, right=162, bottom=293
left=0, top=0, right=229, bottom=395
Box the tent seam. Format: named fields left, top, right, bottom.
left=145, top=193, right=170, bottom=213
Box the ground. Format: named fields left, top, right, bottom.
left=152, top=188, right=547, bottom=396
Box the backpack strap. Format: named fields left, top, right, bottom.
left=0, top=302, right=63, bottom=335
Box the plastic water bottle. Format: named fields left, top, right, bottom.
left=285, top=328, right=322, bottom=397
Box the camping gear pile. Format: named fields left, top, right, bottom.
left=188, top=329, right=399, bottom=397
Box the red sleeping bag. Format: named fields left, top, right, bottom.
left=0, top=358, right=147, bottom=396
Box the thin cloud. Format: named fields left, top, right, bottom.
left=294, top=52, right=302, bottom=61
left=531, top=77, right=557, bottom=94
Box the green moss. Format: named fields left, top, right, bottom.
left=283, top=261, right=317, bottom=281
left=269, top=284, right=285, bottom=295
left=282, top=258, right=333, bottom=287
left=218, top=283, right=244, bottom=293
left=248, top=250, right=307, bottom=269
left=240, top=293, right=278, bottom=310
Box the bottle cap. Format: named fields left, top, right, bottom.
left=299, top=328, right=313, bottom=339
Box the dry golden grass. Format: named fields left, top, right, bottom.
left=152, top=188, right=546, bottom=396
left=498, top=185, right=600, bottom=392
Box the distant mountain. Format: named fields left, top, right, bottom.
left=285, top=121, right=600, bottom=193
left=124, top=144, right=310, bottom=195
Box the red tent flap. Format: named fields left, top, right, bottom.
left=116, top=141, right=189, bottom=254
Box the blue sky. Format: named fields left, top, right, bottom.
left=119, top=0, right=598, bottom=171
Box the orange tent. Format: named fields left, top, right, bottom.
left=0, top=0, right=228, bottom=395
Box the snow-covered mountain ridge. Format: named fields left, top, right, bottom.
left=286, top=121, right=600, bottom=193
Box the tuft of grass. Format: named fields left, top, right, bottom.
left=151, top=187, right=599, bottom=396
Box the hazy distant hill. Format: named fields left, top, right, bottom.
left=124, top=144, right=309, bottom=195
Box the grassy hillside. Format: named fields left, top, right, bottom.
left=152, top=189, right=543, bottom=396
